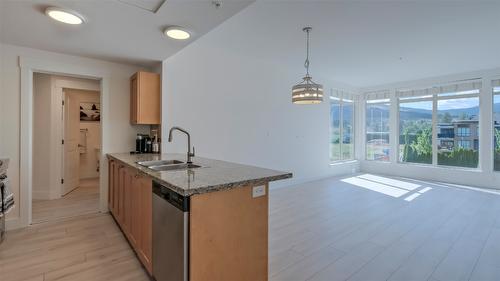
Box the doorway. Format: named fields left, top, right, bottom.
left=32, top=73, right=102, bottom=223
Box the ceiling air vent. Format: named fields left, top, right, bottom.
left=117, top=0, right=166, bottom=13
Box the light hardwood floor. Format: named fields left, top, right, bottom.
left=269, top=174, right=500, bottom=281
left=2, top=173, right=500, bottom=281
left=0, top=213, right=150, bottom=281
left=32, top=178, right=100, bottom=224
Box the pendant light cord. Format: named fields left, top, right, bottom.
left=304, top=28, right=310, bottom=76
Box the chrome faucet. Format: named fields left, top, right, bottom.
left=168, top=126, right=195, bottom=164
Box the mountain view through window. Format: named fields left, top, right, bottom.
left=399, top=100, right=433, bottom=164
left=366, top=100, right=390, bottom=161
left=330, top=98, right=354, bottom=161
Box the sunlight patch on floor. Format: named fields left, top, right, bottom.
left=357, top=174, right=421, bottom=191
left=342, top=174, right=433, bottom=201
left=341, top=176, right=409, bottom=198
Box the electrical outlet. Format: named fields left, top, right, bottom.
left=252, top=185, right=266, bottom=198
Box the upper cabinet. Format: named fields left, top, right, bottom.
left=130, top=71, right=161, bottom=125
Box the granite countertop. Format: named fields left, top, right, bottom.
left=107, top=153, right=292, bottom=196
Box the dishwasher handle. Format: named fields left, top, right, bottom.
left=153, top=181, right=190, bottom=212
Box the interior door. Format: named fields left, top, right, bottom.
left=62, top=92, right=80, bottom=195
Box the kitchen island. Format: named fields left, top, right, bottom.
left=107, top=153, right=292, bottom=281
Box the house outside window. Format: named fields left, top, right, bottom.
left=457, top=140, right=471, bottom=149
left=457, top=126, right=471, bottom=137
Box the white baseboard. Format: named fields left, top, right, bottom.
left=270, top=170, right=359, bottom=190
left=5, top=217, right=24, bottom=230
left=32, top=190, right=51, bottom=200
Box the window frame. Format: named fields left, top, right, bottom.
left=397, top=96, right=434, bottom=165
left=493, top=86, right=500, bottom=172
left=365, top=98, right=391, bottom=162
left=329, top=96, right=355, bottom=163
left=397, top=89, right=481, bottom=169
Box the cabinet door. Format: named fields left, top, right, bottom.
left=117, top=164, right=127, bottom=226
left=130, top=74, right=138, bottom=124
left=113, top=163, right=120, bottom=216
left=130, top=71, right=160, bottom=125
left=108, top=160, right=114, bottom=213
left=129, top=173, right=141, bottom=249
left=137, top=72, right=161, bottom=125
left=137, top=176, right=153, bottom=275
left=122, top=167, right=134, bottom=235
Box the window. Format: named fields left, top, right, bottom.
left=396, top=82, right=481, bottom=168
left=437, top=95, right=479, bottom=168
left=366, top=99, right=390, bottom=161
left=330, top=92, right=355, bottom=161
left=457, top=140, right=471, bottom=149
left=457, top=126, right=471, bottom=137
left=330, top=98, right=341, bottom=161
left=399, top=99, right=433, bottom=164
left=494, top=83, right=500, bottom=171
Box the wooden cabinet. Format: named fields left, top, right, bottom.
left=117, top=164, right=127, bottom=226
left=135, top=175, right=153, bottom=273
left=108, top=160, right=115, bottom=213
left=108, top=161, right=153, bottom=275
left=190, top=185, right=269, bottom=281
left=130, top=71, right=161, bottom=125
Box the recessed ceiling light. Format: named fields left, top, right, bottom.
left=45, top=7, right=85, bottom=25
left=164, top=26, right=190, bottom=40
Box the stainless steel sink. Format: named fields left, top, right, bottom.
left=148, top=163, right=202, bottom=171
left=137, top=160, right=184, bottom=167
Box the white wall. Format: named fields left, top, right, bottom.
left=160, top=1, right=500, bottom=190
left=0, top=43, right=151, bottom=228
left=33, top=73, right=52, bottom=199
left=162, top=2, right=360, bottom=187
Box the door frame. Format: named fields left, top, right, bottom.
left=19, top=56, right=110, bottom=228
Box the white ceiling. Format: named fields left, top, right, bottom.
left=2, top=1, right=500, bottom=87
left=210, top=1, right=500, bottom=88
left=0, top=0, right=254, bottom=67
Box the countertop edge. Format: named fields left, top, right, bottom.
left=106, top=154, right=293, bottom=196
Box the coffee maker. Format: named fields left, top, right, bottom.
left=135, top=134, right=151, bottom=153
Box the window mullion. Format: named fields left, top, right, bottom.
left=340, top=99, right=344, bottom=160
left=432, top=94, right=438, bottom=165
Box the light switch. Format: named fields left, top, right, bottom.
left=252, top=185, right=266, bottom=198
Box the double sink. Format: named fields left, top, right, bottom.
left=137, top=160, right=202, bottom=171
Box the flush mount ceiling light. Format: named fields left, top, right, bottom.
left=45, top=7, right=85, bottom=25
left=164, top=26, right=190, bottom=40
left=292, top=27, right=323, bottom=104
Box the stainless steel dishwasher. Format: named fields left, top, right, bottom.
left=152, top=181, right=189, bottom=281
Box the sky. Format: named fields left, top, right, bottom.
left=401, top=97, right=483, bottom=110
left=400, top=100, right=432, bottom=110
left=438, top=98, right=479, bottom=110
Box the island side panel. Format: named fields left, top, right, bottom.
left=190, top=184, right=269, bottom=281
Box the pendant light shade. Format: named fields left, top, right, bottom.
left=292, top=75, right=324, bottom=104
left=292, top=27, right=323, bottom=104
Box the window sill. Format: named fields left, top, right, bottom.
left=396, top=161, right=482, bottom=172
left=365, top=159, right=391, bottom=163
left=330, top=160, right=358, bottom=166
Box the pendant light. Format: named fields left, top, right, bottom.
left=292, top=27, right=323, bottom=104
